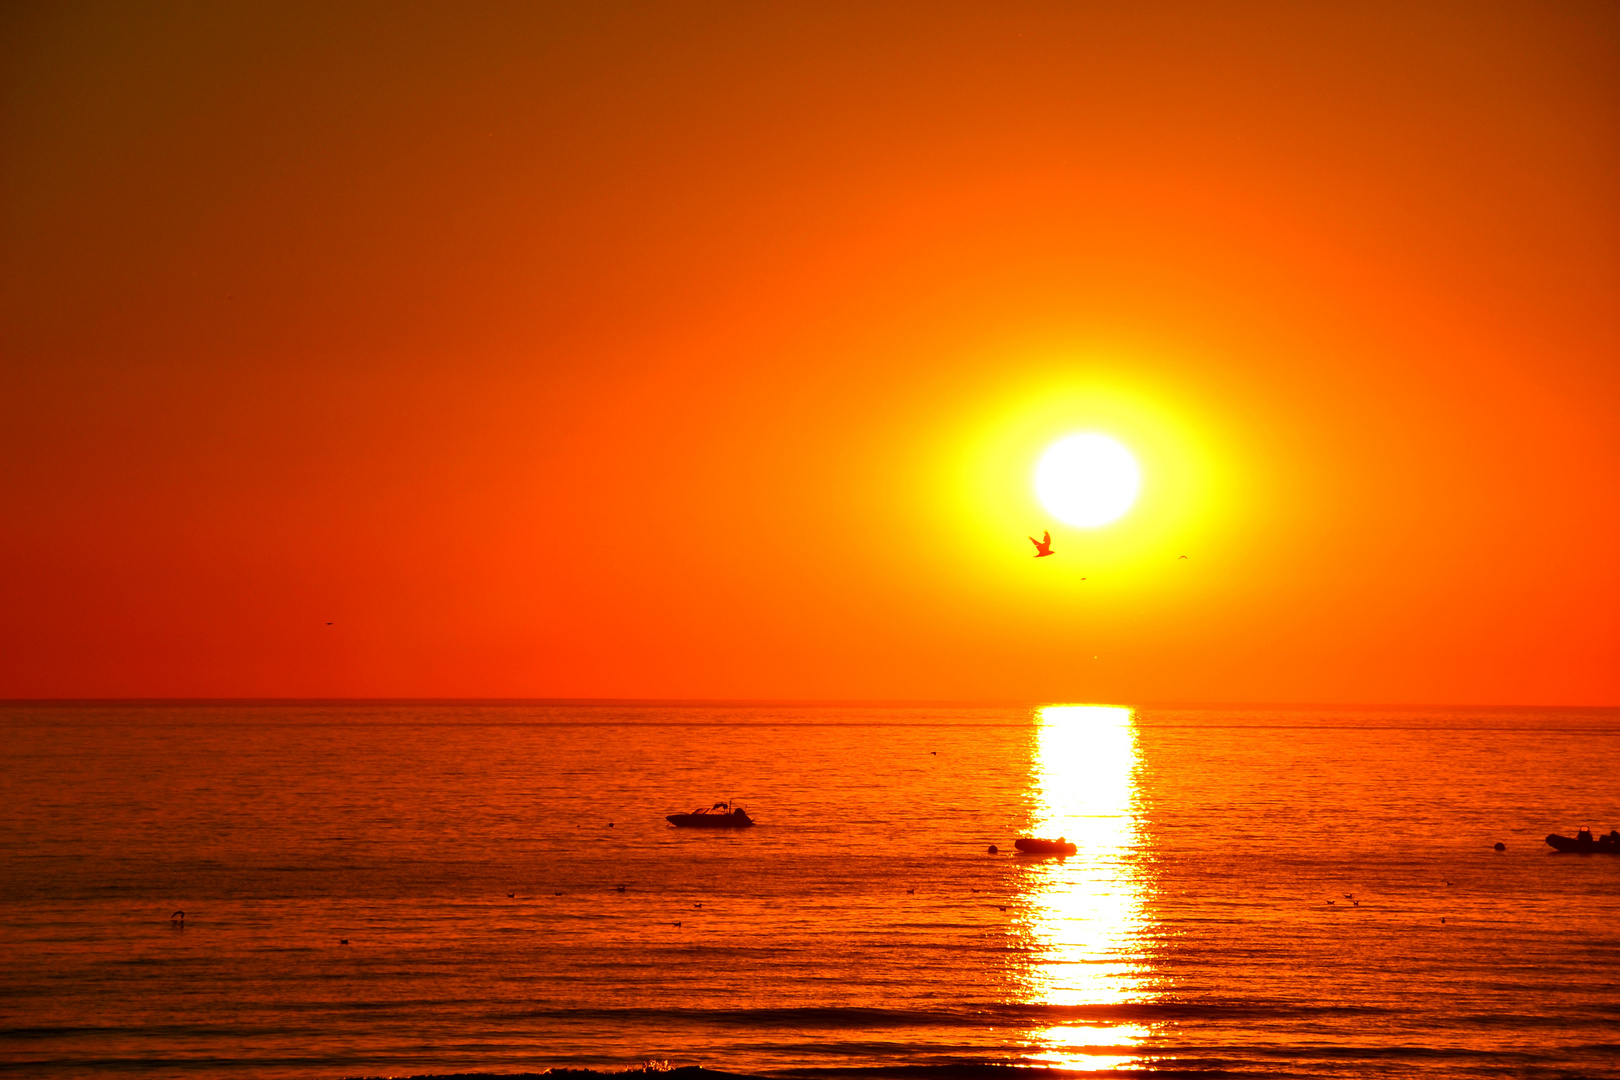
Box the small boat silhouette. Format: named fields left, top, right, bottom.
left=1546, top=827, right=1620, bottom=853
left=666, top=801, right=754, bottom=828
left=1014, top=837, right=1077, bottom=856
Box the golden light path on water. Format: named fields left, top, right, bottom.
left=1019, top=705, right=1153, bottom=1070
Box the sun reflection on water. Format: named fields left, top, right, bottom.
left=1015, top=705, right=1153, bottom=1069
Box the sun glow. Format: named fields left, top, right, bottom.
left=948, top=371, right=1219, bottom=587
left=1035, top=434, right=1140, bottom=527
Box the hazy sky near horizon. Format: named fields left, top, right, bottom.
left=3, top=2, right=1617, bottom=702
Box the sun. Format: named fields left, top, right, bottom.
left=1035, top=434, right=1140, bottom=527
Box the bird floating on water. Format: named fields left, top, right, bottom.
left=1030, top=531, right=1053, bottom=557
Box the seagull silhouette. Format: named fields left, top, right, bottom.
left=1030, top=531, right=1054, bottom=558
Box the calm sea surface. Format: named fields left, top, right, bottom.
left=1, top=704, right=1617, bottom=1079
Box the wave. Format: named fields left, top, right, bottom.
left=467, top=1000, right=1394, bottom=1028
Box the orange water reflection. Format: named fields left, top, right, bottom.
left=1017, top=705, right=1153, bottom=1070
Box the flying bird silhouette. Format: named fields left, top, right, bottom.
left=1030, top=531, right=1054, bottom=557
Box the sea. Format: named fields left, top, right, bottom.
left=1, top=703, right=1617, bottom=1079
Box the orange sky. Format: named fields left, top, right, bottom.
left=3, top=2, right=1617, bottom=703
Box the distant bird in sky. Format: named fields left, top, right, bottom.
left=1030, top=531, right=1053, bottom=558
left=1178, top=555, right=1187, bottom=559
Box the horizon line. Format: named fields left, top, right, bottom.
left=0, top=697, right=1615, bottom=711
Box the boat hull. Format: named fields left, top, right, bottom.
left=1546, top=833, right=1620, bottom=853
left=667, top=813, right=753, bottom=828
left=1014, top=837, right=1077, bottom=856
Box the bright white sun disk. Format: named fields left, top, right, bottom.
left=1035, top=434, right=1140, bottom=527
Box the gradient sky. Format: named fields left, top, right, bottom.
left=3, top=2, right=1617, bottom=703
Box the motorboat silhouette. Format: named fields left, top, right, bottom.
left=1546, top=827, right=1620, bottom=853
left=1014, top=837, right=1077, bottom=855
left=666, top=801, right=754, bottom=828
